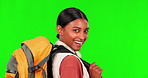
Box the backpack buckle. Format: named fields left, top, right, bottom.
left=28, top=66, right=41, bottom=73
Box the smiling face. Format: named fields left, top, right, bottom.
left=57, top=18, right=89, bottom=51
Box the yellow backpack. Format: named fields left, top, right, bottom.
left=6, top=36, right=90, bottom=78
left=6, top=36, right=52, bottom=78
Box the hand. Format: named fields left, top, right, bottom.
left=89, top=62, right=102, bottom=78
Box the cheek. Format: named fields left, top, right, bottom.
left=64, top=31, right=76, bottom=41
left=85, top=34, right=88, bottom=40
left=69, top=32, right=77, bottom=40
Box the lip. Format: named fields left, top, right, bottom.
left=74, top=41, right=83, bottom=47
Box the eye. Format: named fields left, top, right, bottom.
left=84, top=30, right=88, bottom=33
left=73, top=29, right=80, bottom=32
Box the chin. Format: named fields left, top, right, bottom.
left=73, top=47, right=81, bottom=51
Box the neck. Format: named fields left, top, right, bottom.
left=55, top=40, right=76, bottom=54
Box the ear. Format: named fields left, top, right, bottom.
left=56, top=25, right=64, bottom=36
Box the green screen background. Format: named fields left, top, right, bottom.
left=0, top=0, right=148, bottom=78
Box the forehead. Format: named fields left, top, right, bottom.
left=65, top=19, right=89, bottom=28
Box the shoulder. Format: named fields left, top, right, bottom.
left=63, top=55, right=80, bottom=63
left=59, top=55, right=83, bottom=78
left=60, top=55, right=82, bottom=69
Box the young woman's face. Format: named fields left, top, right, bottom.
left=57, top=19, right=89, bottom=51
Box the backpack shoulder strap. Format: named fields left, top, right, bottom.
left=6, top=56, right=19, bottom=78
left=8, top=48, right=29, bottom=78
left=48, top=45, right=90, bottom=75
left=6, top=36, right=52, bottom=78
left=22, top=43, right=52, bottom=78
left=21, top=44, right=35, bottom=78
left=36, top=54, right=50, bottom=78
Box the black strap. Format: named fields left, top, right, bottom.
left=15, top=72, right=19, bottom=78
left=47, top=45, right=90, bottom=78
left=53, top=45, right=90, bottom=65
left=47, top=45, right=58, bottom=78
left=6, top=70, right=19, bottom=78
left=55, top=45, right=90, bottom=71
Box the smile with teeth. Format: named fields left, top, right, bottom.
left=74, top=41, right=83, bottom=46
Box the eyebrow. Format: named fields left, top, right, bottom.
left=73, top=26, right=90, bottom=29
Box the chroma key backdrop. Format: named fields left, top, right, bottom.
left=0, top=0, right=148, bottom=78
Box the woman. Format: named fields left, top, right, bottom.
left=52, top=8, right=102, bottom=78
